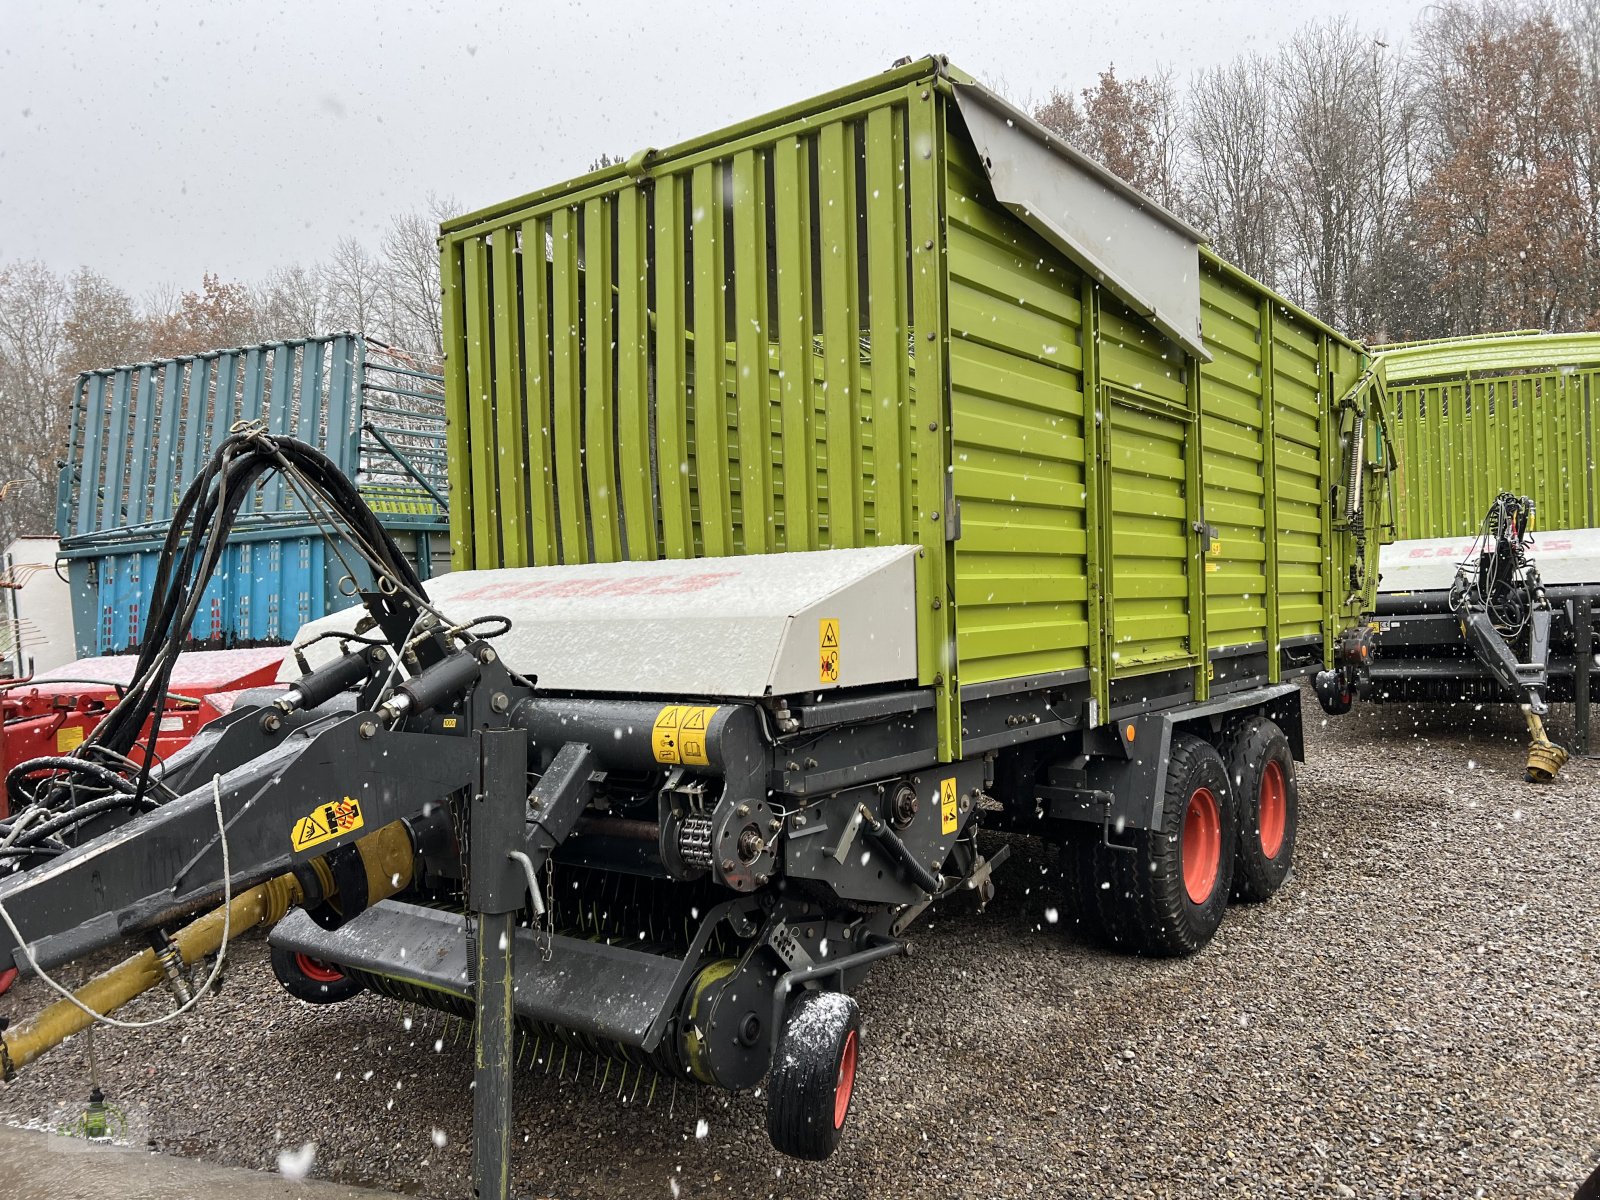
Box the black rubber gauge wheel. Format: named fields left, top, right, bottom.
left=766, top=989, right=862, bottom=1160
left=270, top=944, right=365, bottom=1004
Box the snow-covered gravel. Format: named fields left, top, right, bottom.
left=2, top=692, right=1596, bottom=1198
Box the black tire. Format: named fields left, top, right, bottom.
left=269, top=944, right=364, bottom=1004
left=1222, top=717, right=1298, bottom=902
left=766, top=990, right=862, bottom=1161
left=1087, top=732, right=1236, bottom=957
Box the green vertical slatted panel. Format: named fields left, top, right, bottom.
left=865, top=105, right=910, bottom=544
left=615, top=189, right=658, bottom=560
left=462, top=237, right=498, bottom=564
left=150, top=363, right=183, bottom=520
left=1472, top=380, right=1489, bottom=526
left=584, top=197, right=622, bottom=562
left=772, top=135, right=816, bottom=552
left=77, top=375, right=106, bottom=536
left=296, top=340, right=324, bottom=444
left=264, top=345, right=296, bottom=511
left=691, top=161, right=732, bottom=556
left=818, top=121, right=863, bottom=548
left=102, top=371, right=132, bottom=533
left=518, top=217, right=560, bottom=566
left=180, top=358, right=212, bottom=512
left=1259, top=300, right=1278, bottom=680
left=551, top=207, right=588, bottom=563
left=491, top=227, right=529, bottom=566
left=127, top=367, right=157, bottom=524
left=654, top=175, right=694, bottom=558
left=911, top=87, right=957, bottom=759
left=732, top=149, right=772, bottom=554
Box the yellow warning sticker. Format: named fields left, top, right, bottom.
left=819, top=617, right=841, bottom=684
left=56, top=725, right=85, bottom=753
left=652, top=705, right=719, bottom=767
left=291, top=796, right=364, bottom=853
left=940, top=777, right=958, bottom=835
left=440, top=716, right=459, bottom=730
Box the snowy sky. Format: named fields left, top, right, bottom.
left=3, top=0, right=1435, bottom=297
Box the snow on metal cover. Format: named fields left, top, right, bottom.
left=1378, top=527, right=1600, bottom=593
left=281, top=545, right=921, bottom=699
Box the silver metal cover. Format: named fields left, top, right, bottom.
left=284, top=545, right=922, bottom=698
left=952, top=82, right=1208, bottom=361
left=1378, top=527, right=1600, bottom=593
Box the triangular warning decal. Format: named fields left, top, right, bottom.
left=820, top=619, right=839, bottom=648
left=682, top=708, right=707, bottom=731
left=292, top=813, right=329, bottom=852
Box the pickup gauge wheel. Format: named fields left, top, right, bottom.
left=766, top=990, right=862, bottom=1160
left=270, top=945, right=365, bottom=1004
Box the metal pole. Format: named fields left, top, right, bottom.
left=472, top=910, right=515, bottom=1199
left=469, top=730, right=528, bottom=1200
left=1576, top=593, right=1594, bottom=757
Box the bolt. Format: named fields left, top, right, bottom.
left=479, top=646, right=498, bottom=663
left=721, top=858, right=735, bottom=872
left=491, top=692, right=509, bottom=713
left=768, top=818, right=782, bottom=833
left=932, top=597, right=942, bottom=610
left=804, top=757, right=818, bottom=769
left=260, top=712, right=282, bottom=733
left=736, top=802, right=750, bottom=817
left=755, top=873, right=769, bottom=886
left=358, top=720, right=378, bottom=739
left=928, top=422, right=938, bottom=431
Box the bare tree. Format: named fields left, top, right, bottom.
left=1412, top=2, right=1590, bottom=332
left=1033, top=66, right=1186, bottom=209
left=257, top=263, right=328, bottom=340
left=0, top=261, right=69, bottom=542
left=1186, top=55, right=1280, bottom=283
left=324, top=236, right=386, bottom=336
left=380, top=195, right=456, bottom=359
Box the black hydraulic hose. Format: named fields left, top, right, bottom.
left=857, top=804, right=944, bottom=894
left=3, top=793, right=158, bottom=848
left=4, top=756, right=138, bottom=807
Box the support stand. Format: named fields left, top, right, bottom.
left=470, top=730, right=529, bottom=1200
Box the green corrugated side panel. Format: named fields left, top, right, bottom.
left=1377, top=333, right=1600, bottom=540
left=1197, top=262, right=1269, bottom=651
left=1388, top=367, right=1600, bottom=539
left=1270, top=312, right=1330, bottom=643
left=944, top=132, right=1092, bottom=687
left=1096, top=299, right=1195, bottom=677
left=439, top=66, right=959, bottom=754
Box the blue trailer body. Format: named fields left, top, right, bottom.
left=57, top=334, right=449, bottom=656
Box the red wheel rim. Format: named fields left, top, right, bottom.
left=294, top=953, right=345, bottom=984
left=1259, top=759, right=1287, bottom=860
left=1181, top=787, right=1222, bottom=905
left=0, top=966, right=16, bottom=997
left=833, top=1028, right=859, bottom=1130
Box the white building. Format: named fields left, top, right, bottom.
left=2, top=536, right=76, bottom=677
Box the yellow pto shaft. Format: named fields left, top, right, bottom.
left=1, top=821, right=414, bottom=1076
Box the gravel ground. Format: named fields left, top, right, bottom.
left=2, top=693, right=1598, bottom=1199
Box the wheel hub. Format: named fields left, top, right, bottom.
left=1258, top=759, right=1287, bottom=860
left=1180, top=787, right=1221, bottom=905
